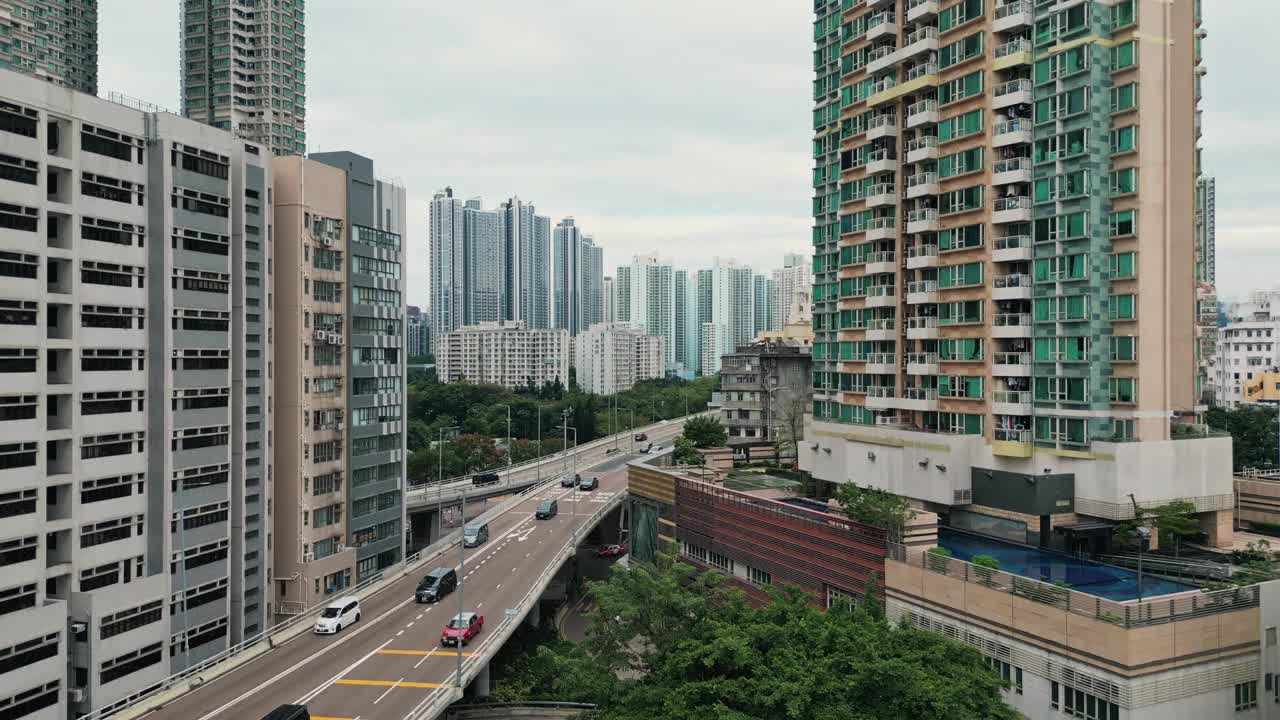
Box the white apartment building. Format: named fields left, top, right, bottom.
left=770, top=253, right=812, bottom=332
left=574, top=323, right=664, bottom=395
left=1215, top=290, right=1280, bottom=408
left=437, top=321, right=569, bottom=390
left=0, top=69, right=273, bottom=718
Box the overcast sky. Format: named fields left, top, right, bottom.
left=101, top=1, right=1273, bottom=308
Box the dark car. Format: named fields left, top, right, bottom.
left=579, top=477, right=599, bottom=491
left=634, top=433, right=647, bottom=442
left=638, top=443, right=653, bottom=454
left=262, top=706, right=310, bottom=720
left=536, top=498, right=558, bottom=520
left=416, top=566, right=457, bottom=603
left=595, top=544, right=627, bottom=558
left=472, top=472, right=500, bottom=486
left=560, top=473, right=581, bottom=488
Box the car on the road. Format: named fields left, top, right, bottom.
left=634, top=432, right=647, bottom=442
left=262, top=705, right=310, bottom=720
left=560, top=473, right=581, bottom=488
left=416, top=567, right=457, bottom=603
left=536, top=498, right=558, bottom=520
left=638, top=443, right=653, bottom=454
left=314, top=596, right=360, bottom=634
left=579, top=476, right=599, bottom=491
left=472, top=472, right=500, bottom=486
left=595, top=544, right=627, bottom=558
left=441, top=611, right=484, bottom=646
left=463, top=522, right=489, bottom=548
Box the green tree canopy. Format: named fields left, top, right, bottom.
left=1205, top=405, right=1277, bottom=472
left=489, top=558, right=1020, bottom=720
left=682, top=415, right=727, bottom=448
left=834, top=482, right=916, bottom=540
left=671, top=436, right=702, bottom=465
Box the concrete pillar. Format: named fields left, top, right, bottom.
left=526, top=600, right=541, bottom=629
left=1200, top=509, right=1234, bottom=549
left=473, top=661, right=490, bottom=698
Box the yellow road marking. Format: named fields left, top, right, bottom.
left=378, top=649, right=474, bottom=658
left=311, top=717, right=356, bottom=720
left=335, top=678, right=445, bottom=689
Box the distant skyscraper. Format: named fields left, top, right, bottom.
left=603, top=276, right=616, bottom=323
left=0, top=0, right=97, bottom=93
left=552, top=218, right=603, bottom=335
left=1196, top=176, right=1216, bottom=287
left=615, top=254, right=678, bottom=368
left=771, top=253, right=812, bottom=332
left=696, top=259, right=754, bottom=374
left=180, top=0, right=306, bottom=156
left=674, top=269, right=694, bottom=373
left=753, top=274, right=776, bottom=338
left=407, top=305, right=427, bottom=357
left=498, top=198, right=551, bottom=329
left=614, top=265, right=632, bottom=323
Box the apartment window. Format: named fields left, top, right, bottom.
left=352, top=376, right=400, bottom=395
left=171, top=502, right=229, bottom=533
left=0, top=489, right=35, bottom=520
left=0, top=101, right=37, bottom=138
left=1109, top=83, right=1138, bottom=113
left=351, top=316, right=401, bottom=336
left=1036, top=417, right=1088, bottom=446
left=1109, top=126, right=1137, bottom=155
left=1033, top=171, right=1089, bottom=203
left=0, top=395, right=36, bottom=422
left=0, top=203, right=37, bottom=233
left=171, top=143, right=229, bottom=179
left=1035, top=212, right=1088, bottom=243
left=313, top=504, right=342, bottom=528
left=1110, top=41, right=1137, bottom=70
left=313, top=472, right=341, bottom=496
left=353, top=286, right=401, bottom=306
left=81, top=516, right=142, bottom=549
left=748, top=567, right=772, bottom=586
left=169, top=539, right=229, bottom=574
left=1035, top=3, right=1090, bottom=44
left=172, top=227, right=229, bottom=255
left=352, top=347, right=400, bottom=366
left=1108, top=295, right=1136, bottom=321
left=0, top=153, right=37, bottom=185
left=938, top=375, right=983, bottom=399
left=352, top=255, right=401, bottom=279
left=1035, top=128, right=1088, bottom=162
left=82, top=172, right=143, bottom=205
left=938, top=109, right=983, bottom=143
left=939, top=338, right=983, bottom=362
left=0, top=680, right=59, bottom=717
left=939, top=0, right=982, bottom=32
left=352, top=433, right=400, bottom=457
left=352, top=405, right=402, bottom=426
left=352, top=462, right=400, bottom=488
left=171, top=618, right=229, bottom=657
left=172, top=388, right=229, bottom=411
left=1109, top=336, right=1137, bottom=362
left=353, top=225, right=401, bottom=250
left=984, top=657, right=1022, bottom=695
left=0, top=251, right=38, bottom=279
left=1234, top=681, right=1260, bottom=713
left=938, top=148, right=983, bottom=179
left=171, top=349, right=229, bottom=371
left=171, top=187, right=230, bottom=218
left=312, top=280, right=342, bottom=303
left=173, top=268, right=230, bottom=294
left=84, top=348, right=144, bottom=372
left=938, top=70, right=983, bottom=105
left=929, top=411, right=983, bottom=435
left=82, top=124, right=140, bottom=163
left=1034, top=255, right=1088, bottom=282
left=938, top=261, right=983, bottom=289
left=171, top=425, right=229, bottom=451
left=1108, top=210, right=1137, bottom=238
left=170, top=578, right=228, bottom=615
left=100, top=643, right=163, bottom=685
left=1112, top=0, right=1137, bottom=29
left=101, top=601, right=162, bottom=640
left=82, top=432, right=143, bottom=460
left=1034, top=377, right=1087, bottom=403
left=1108, top=252, right=1137, bottom=279
left=0, top=300, right=37, bottom=326
left=0, top=582, right=35, bottom=615
left=82, top=474, right=142, bottom=504
left=1109, top=377, right=1137, bottom=405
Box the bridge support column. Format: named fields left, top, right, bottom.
left=473, top=661, right=490, bottom=698
left=525, top=600, right=541, bottom=629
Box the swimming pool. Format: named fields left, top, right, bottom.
left=939, top=529, right=1199, bottom=601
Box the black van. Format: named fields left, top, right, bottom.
left=416, top=567, right=458, bottom=603
left=262, top=706, right=309, bottom=720
left=472, top=472, right=500, bottom=486
left=536, top=498, right=558, bottom=520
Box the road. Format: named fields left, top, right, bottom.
left=139, top=423, right=680, bottom=720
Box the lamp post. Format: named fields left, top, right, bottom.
left=437, top=425, right=460, bottom=539
left=561, top=407, right=571, bottom=481
left=557, top=424, right=579, bottom=520
left=496, top=404, right=512, bottom=469
left=536, top=407, right=543, bottom=484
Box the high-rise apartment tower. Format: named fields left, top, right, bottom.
left=0, top=0, right=98, bottom=94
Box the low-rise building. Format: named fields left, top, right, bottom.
left=719, top=341, right=812, bottom=461
left=1215, top=291, right=1280, bottom=408
left=574, top=323, right=663, bottom=395
left=437, top=321, right=569, bottom=389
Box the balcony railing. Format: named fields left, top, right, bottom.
left=994, top=234, right=1032, bottom=251
left=993, top=390, right=1032, bottom=405
left=867, top=317, right=896, bottom=331
left=904, top=26, right=939, bottom=46
left=994, top=196, right=1031, bottom=212
left=907, top=172, right=938, bottom=188
left=866, top=148, right=894, bottom=163
left=994, top=273, right=1032, bottom=289
left=907, top=352, right=938, bottom=365
left=907, top=242, right=938, bottom=258
left=869, top=76, right=898, bottom=95
left=868, top=113, right=897, bottom=130
left=995, top=0, right=1032, bottom=19
left=993, top=313, right=1032, bottom=327
left=907, top=316, right=938, bottom=330
left=903, top=387, right=937, bottom=401
left=906, top=0, right=935, bottom=10
left=906, top=63, right=939, bottom=81
left=995, top=37, right=1032, bottom=58
left=994, top=79, right=1032, bottom=97
left=867, top=385, right=896, bottom=397
left=866, top=183, right=896, bottom=197
left=907, top=99, right=937, bottom=117
left=993, top=428, right=1031, bottom=442
left=907, top=208, right=938, bottom=224
left=907, top=135, right=938, bottom=153
left=868, top=45, right=898, bottom=63
left=865, top=250, right=896, bottom=265
left=867, top=353, right=897, bottom=365
left=866, top=284, right=896, bottom=297
left=994, top=119, right=1032, bottom=135
left=866, top=216, right=896, bottom=230
left=867, top=11, right=897, bottom=29
left=992, top=157, right=1031, bottom=174
left=993, top=352, right=1032, bottom=365
left=907, top=280, right=937, bottom=294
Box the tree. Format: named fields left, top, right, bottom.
left=1205, top=405, right=1278, bottom=471
left=488, top=557, right=1021, bottom=720
left=682, top=416, right=727, bottom=448
left=1113, top=499, right=1200, bottom=558
left=834, top=482, right=917, bottom=541
left=775, top=397, right=808, bottom=465
left=671, top=436, right=701, bottom=465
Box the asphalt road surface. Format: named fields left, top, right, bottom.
left=140, top=422, right=682, bottom=720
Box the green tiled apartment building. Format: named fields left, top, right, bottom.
left=181, top=0, right=306, bottom=157
left=0, top=0, right=97, bottom=94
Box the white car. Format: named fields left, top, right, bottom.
left=314, top=596, right=361, bottom=634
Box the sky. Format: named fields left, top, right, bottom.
left=99, top=1, right=1275, bottom=308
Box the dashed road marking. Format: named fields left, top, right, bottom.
left=396, top=630, right=404, bottom=637
left=406, top=622, right=414, bottom=628
left=373, top=678, right=403, bottom=704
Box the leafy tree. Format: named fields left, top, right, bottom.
left=488, top=557, right=1020, bottom=720
left=834, top=482, right=916, bottom=541
left=1113, top=500, right=1200, bottom=557
left=671, top=436, right=701, bottom=465
left=682, top=416, right=727, bottom=448
left=1205, top=405, right=1278, bottom=471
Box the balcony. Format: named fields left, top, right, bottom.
left=992, top=78, right=1032, bottom=110
left=906, top=99, right=939, bottom=128
left=992, top=195, right=1032, bottom=223
left=901, top=26, right=940, bottom=58
left=906, top=208, right=940, bottom=234
left=993, top=273, right=1033, bottom=300
left=866, top=353, right=897, bottom=375
left=992, top=234, right=1032, bottom=262
left=867, top=113, right=899, bottom=140
left=907, top=315, right=939, bottom=340
left=906, top=242, right=939, bottom=269
left=865, top=384, right=897, bottom=409
left=906, top=279, right=938, bottom=304
left=865, top=182, right=898, bottom=208
left=865, top=148, right=897, bottom=175
left=906, top=172, right=939, bottom=199
left=905, top=63, right=938, bottom=82
left=992, top=427, right=1033, bottom=457
left=992, top=313, right=1033, bottom=338
left=992, top=352, right=1033, bottom=377
left=906, top=352, right=939, bottom=375
left=865, top=283, right=897, bottom=308
left=994, top=37, right=1032, bottom=64
left=993, top=118, right=1032, bottom=147
left=865, top=250, right=897, bottom=275
left=866, top=45, right=899, bottom=75
left=991, top=156, right=1032, bottom=185
left=899, top=387, right=939, bottom=411
left=865, top=12, right=898, bottom=41
left=993, top=0, right=1033, bottom=32
left=866, top=0, right=895, bottom=7
left=866, top=317, right=897, bottom=341
left=906, top=135, right=939, bottom=162
left=865, top=215, right=897, bottom=241
left=906, top=0, right=940, bottom=22
left=992, top=390, right=1033, bottom=416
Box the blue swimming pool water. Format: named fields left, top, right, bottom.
left=939, top=529, right=1198, bottom=601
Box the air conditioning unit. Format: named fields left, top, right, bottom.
left=335, top=422, right=345, bottom=432
left=68, top=689, right=85, bottom=704
left=334, top=542, right=344, bottom=552
left=302, top=551, right=314, bottom=563
left=313, top=330, right=327, bottom=341
left=330, top=333, right=344, bottom=346
left=321, top=237, right=333, bottom=247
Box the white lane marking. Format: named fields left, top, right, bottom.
left=406, top=622, right=414, bottom=628
left=416, top=614, right=423, bottom=620
left=196, top=601, right=408, bottom=720
left=495, top=584, right=501, bottom=590
left=396, top=630, right=404, bottom=637
left=413, top=644, right=441, bottom=669
left=477, top=602, right=483, bottom=608
left=373, top=678, right=404, bottom=704
left=512, top=567, right=517, bottom=573
left=292, top=637, right=394, bottom=707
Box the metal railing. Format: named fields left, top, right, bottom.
left=993, top=313, right=1032, bottom=327
left=907, top=352, right=939, bottom=365
left=994, top=78, right=1032, bottom=97
left=993, top=157, right=1031, bottom=174
left=906, top=135, right=938, bottom=153
left=993, top=352, right=1032, bottom=365
left=906, top=63, right=939, bottom=81
left=992, top=390, right=1032, bottom=405
left=907, top=208, right=939, bottom=224
left=994, top=118, right=1032, bottom=135
left=994, top=234, right=1032, bottom=251
left=994, top=196, right=1031, bottom=212
left=907, top=280, right=938, bottom=294
left=994, top=273, right=1032, bottom=289
left=903, top=25, right=939, bottom=46
left=995, top=0, right=1032, bottom=19
left=993, top=428, right=1031, bottom=442
left=865, top=250, right=896, bottom=265
left=907, top=316, right=937, bottom=330
left=995, top=38, right=1032, bottom=58
left=907, top=172, right=938, bottom=189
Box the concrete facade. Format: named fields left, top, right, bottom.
left=573, top=323, right=664, bottom=396
left=0, top=0, right=98, bottom=94
left=437, top=321, right=569, bottom=390
left=720, top=342, right=812, bottom=454
left=0, top=69, right=272, bottom=717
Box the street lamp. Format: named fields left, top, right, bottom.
left=495, top=404, right=513, bottom=469
left=437, top=425, right=460, bottom=538
left=557, top=424, right=579, bottom=520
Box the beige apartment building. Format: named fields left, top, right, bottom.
left=437, top=321, right=570, bottom=390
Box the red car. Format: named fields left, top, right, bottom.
left=442, top=612, right=484, bottom=646
left=595, top=544, right=627, bottom=558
